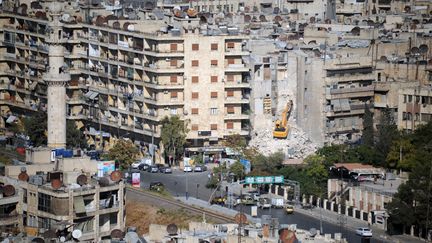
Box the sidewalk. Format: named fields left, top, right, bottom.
left=295, top=206, right=426, bottom=243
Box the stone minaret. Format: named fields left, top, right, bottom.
left=44, top=4, right=70, bottom=148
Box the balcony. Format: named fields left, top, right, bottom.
left=327, top=86, right=374, bottom=99
left=225, top=48, right=249, bottom=56
left=324, top=73, right=375, bottom=84
left=224, top=97, right=250, bottom=104
left=143, top=48, right=184, bottom=58
left=224, top=80, right=250, bottom=88
left=224, top=113, right=250, bottom=120
left=225, top=64, right=249, bottom=73
left=143, top=63, right=184, bottom=74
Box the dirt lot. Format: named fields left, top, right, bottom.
left=125, top=200, right=203, bottom=235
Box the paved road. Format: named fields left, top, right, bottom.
left=136, top=168, right=406, bottom=243
left=139, top=168, right=215, bottom=200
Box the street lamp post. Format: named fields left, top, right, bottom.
left=186, top=173, right=189, bottom=200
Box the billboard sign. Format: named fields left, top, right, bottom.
left=132, top=172, right=140, bottom=187
left=244, top=176, right=285, bottom=184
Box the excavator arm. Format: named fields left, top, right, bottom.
left=273, top=100, right=293, bottom=139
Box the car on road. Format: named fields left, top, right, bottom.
left=138, top=163, right=150, bottom=171
left=285, top=205, right=294, bottom=214
left=211, top=196, right=226, bottom=205
left=184, top=165, right=193, bottom=172
left=257, top=198, right=272, bottom=209
left=160, top=166, right=172, bottom=174
left=238, top=195, right=255, bottom=205
left=301, top=203, right=314, bottom=210
left=131, top=161, right=142, bottom=169
left=149, top=182, right=164, bottom=192
left=148, top=165, right=159, bottom=173
left=194, top=165, right=207, bottom=172
left=355, top=228, right=372, bottom=237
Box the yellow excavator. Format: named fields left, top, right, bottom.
left=273, top=100, right=293, bottom=139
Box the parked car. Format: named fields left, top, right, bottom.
left=194, top=165, right=206, bottom=172
left=139, top=163, right=149, bottom=171
left=184, top=165, right=193, bottom=172
left=285, top=205, right=294, bottom=214
left=211, top=196, right=226, bottom=205
left=257, top=198, right=272, bottom=209
left=131, top=161, right=142, bottom=169
left=148, top=165, right=159, bottom=173
left=301, top=203, right=314, bottom=210
left=355, top=228, right=372, bottom=237
left=248, top=191, right=261, bottom=201
left=149, top=182, right=164, bottom=192
left=160, top=166, right=172, bottom=174
left=239, top=195, right=255, bottom=205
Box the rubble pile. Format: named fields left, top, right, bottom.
left=249, top=124, right=318, bottom=159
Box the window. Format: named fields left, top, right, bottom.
left=227, top=106, right=235, bottom=114
left=38, top=193, right=52, bottom=213
left=416, top=96, right=420, bottom=104
left=227, top=90, right=234, bottom=97
left=192, top=60, right=199, bottom=67
left=227, top=58, right=235, bottom=65
left=23, top=189, right=27, bottom=204
left=226, top=122, right=234, bottom=129
left=227, top=42, right=235, bottom=49
left=211, top=76, right=218, bottom=83
left=211, top=60, right=218, bottom=67
left=192, top=76, right=199, bottom=83
left=403, top=95, right=407, bottom=103
left=170, top=91, right=178, bottom=98
left=210, top=108, right=218, bottom=115
left=170, top=43, right=177, bottom=52
left=191, top=108, right=199, bottom=114
left=211, top=92, right=218, bottom=98
left=191, top=124, right=198, bottom=131
left=192, top=92, right=199, bottom=99
left=210, top=124, right=218, bottom=130
left=192, top=44, right=199, bottom=51
left=170, top=75, right=178, bottom=83
left=170, top=59, right=177, bottom=67
left=227, top=75, right=234, bottom=82
left=211, top=43, right=218, bottom=51
left=408, top=95, right=413, bottom=103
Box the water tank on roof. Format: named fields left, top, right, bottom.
left=29, top=175, right=44, bottom=186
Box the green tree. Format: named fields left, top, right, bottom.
left=387, top=148, right=432, bottom=235
left=223, top=134, right=247, bottom=155
left=375, top=108, right=399, bottom=166
left=386, top=137, right=416, bottom=170
left=304, top=154, right=329, bottom=196
left=251, top=151, right=284, bottom=175
left=66, top=120, right=87, bottom=149
left=24, top=112, right=47, bottom=147
left=230, top=161, right=245, bottom=179
left=160, top=116, right=188, bottom=165
left=362, top=103, right=374, bottom=147
left=107, top=140, right=139, bottom=169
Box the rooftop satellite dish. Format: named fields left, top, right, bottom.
left=309, top=228, right=317, bottom=237
left=167, top=223, right=178, bottom=235
left=77, top=174, right=87, bottom=186
left=234, top=213, right=247, bottom=224
left=51, top=179, right=62, bottom=190
left=110, top=171, right=122, bottom=182
left=72, top=229, right=82, bottom=239
left=32, top=238, right=45, bottom=243
left=419, top=44, right=429, bottom=54
left=59, top=236, right=66, bottom=242
left=111, top=229, right=124, bottom=239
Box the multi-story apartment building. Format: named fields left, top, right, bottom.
left=0, top=1, right=251, bottom=153
left=324, top=56, right=376, bottom=142
left=1, top=147, right=126, bottom=241
left=397, top=86, right=432, bottom=132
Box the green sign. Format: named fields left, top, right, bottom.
left=244, top=176, right=284, bottom=184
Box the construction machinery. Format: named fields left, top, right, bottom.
left=273, top=100, right=293, bottom=139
